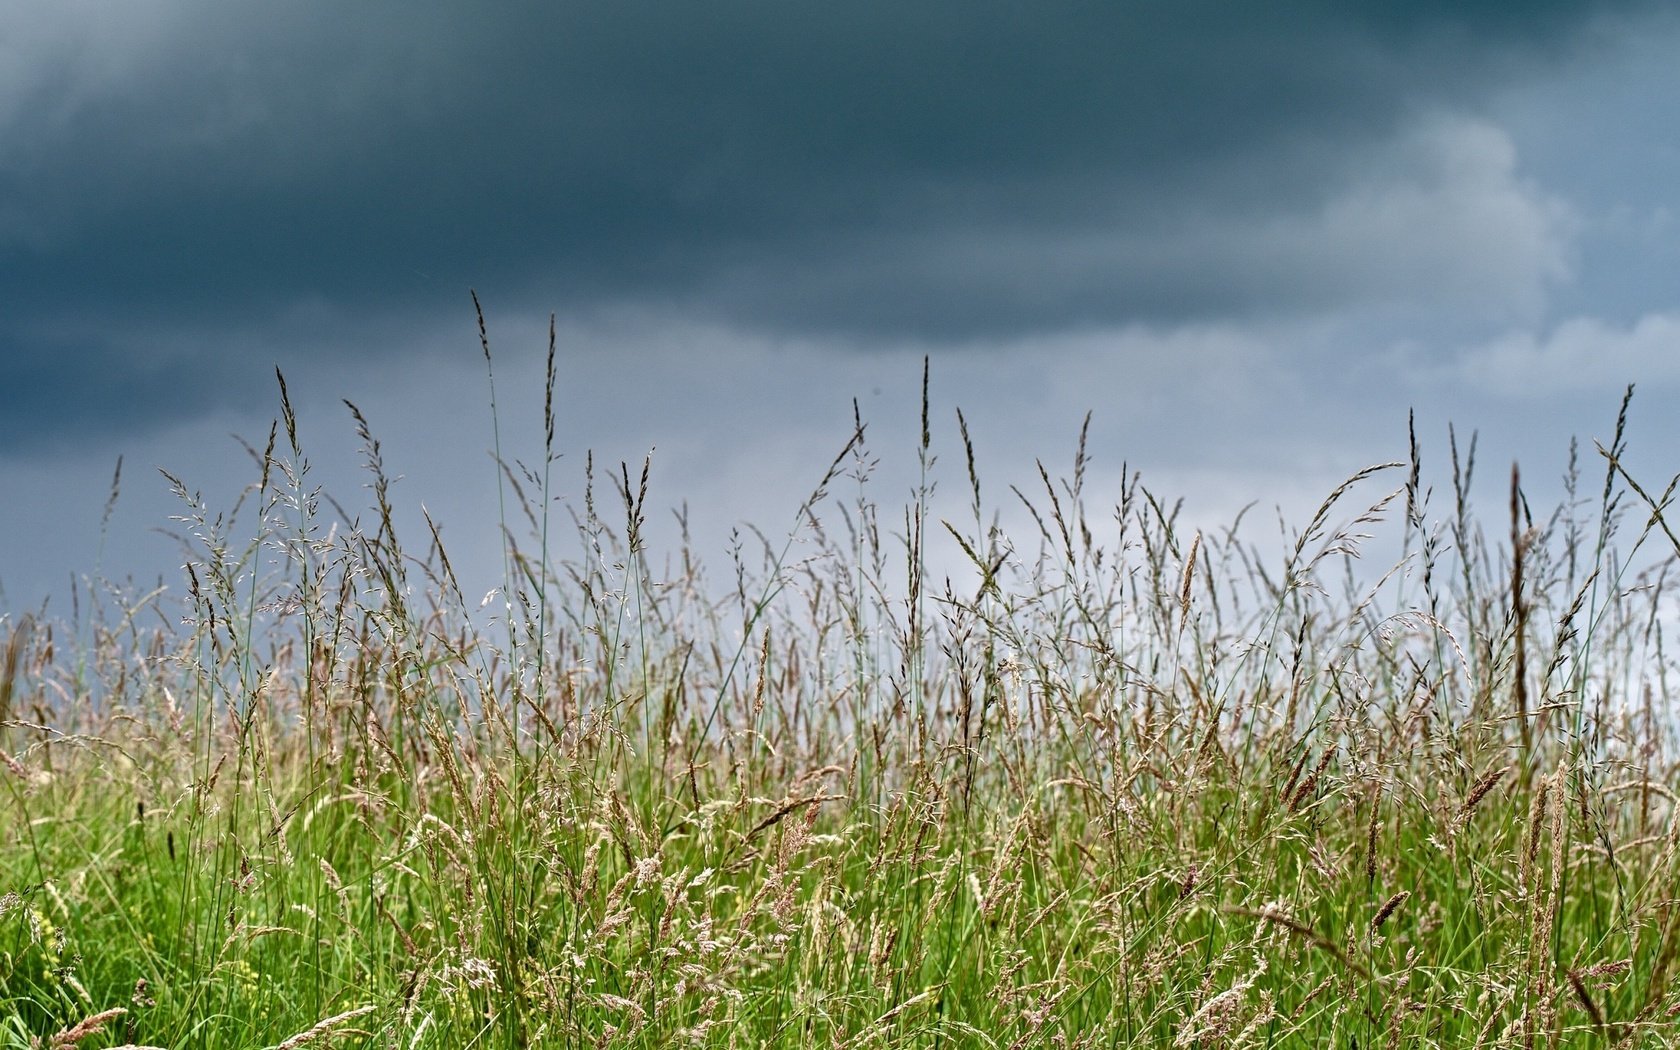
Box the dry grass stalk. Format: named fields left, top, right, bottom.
left=1510, top=463, right=1532, bottom=767
left=1291, top=974, right=1339, bottom=1020
left=39, top=1009, right=127, bottom=1050
left=1522, top=775, right=1549, bottom=894
left=1527, top=765, right=1571, bottom=1047
left=1225, top=905, right=1371, bottom=980
left=746, top=792, right=846, bottom=839
left=1371, top=891, right=1409, bottom=933
left=1456, top=765, right=1510, bottom=832
left=0, top=617, right=26, bottom=724
left=1175, top=981, right=1253, bottom=1048
left=1179, top=531, right=1201, bottom=616
left=1364, top=782, right=1382, bottom=891
left=1280, top=746, right=1312, bottom=805
left=270, top=1004, right=377, bottom=1050
left=1289, top=747, right=1336, bottom=813
left=1567, top=969, right=1607, bottom=1038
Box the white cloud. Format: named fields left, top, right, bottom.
left=1208, top=115, right=1575, bottom=323
left=1450, top=312, right=1680, bottom=397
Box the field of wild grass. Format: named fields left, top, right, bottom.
left=2, top=319, right=1678, bottom=1048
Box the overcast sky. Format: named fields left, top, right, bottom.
left=5, top=1, right=1680, bottom=615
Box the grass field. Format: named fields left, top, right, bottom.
left=2, top=326, right=1677, bottom=1048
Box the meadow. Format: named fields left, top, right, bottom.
left=1, top=318, right=1677, bottom=1048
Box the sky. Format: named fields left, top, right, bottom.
left=5, top=1, right=1680, bottom=616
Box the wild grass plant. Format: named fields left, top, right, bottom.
left=0, top=316, right=1677, bottom=1048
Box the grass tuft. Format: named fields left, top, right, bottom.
left=1, top=330, right=1677, bottom=1048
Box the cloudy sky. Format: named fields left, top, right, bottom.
left=5, top=1, right=1680, bottom=613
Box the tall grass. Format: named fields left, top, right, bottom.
left=0, top=327, right=1676, bottom=1048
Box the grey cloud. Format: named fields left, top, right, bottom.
left=0, top=303, right=466, bottom=452
left=2, top=1, right=1650, bottom=302
left=684, top=117, right=1573, bottom=337
left=0, top=0, right=1667, bottom=449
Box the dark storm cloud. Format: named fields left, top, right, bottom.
left=0, top=331, right=210, bottom=450
left=0, top=0, right=1661, bottom=446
